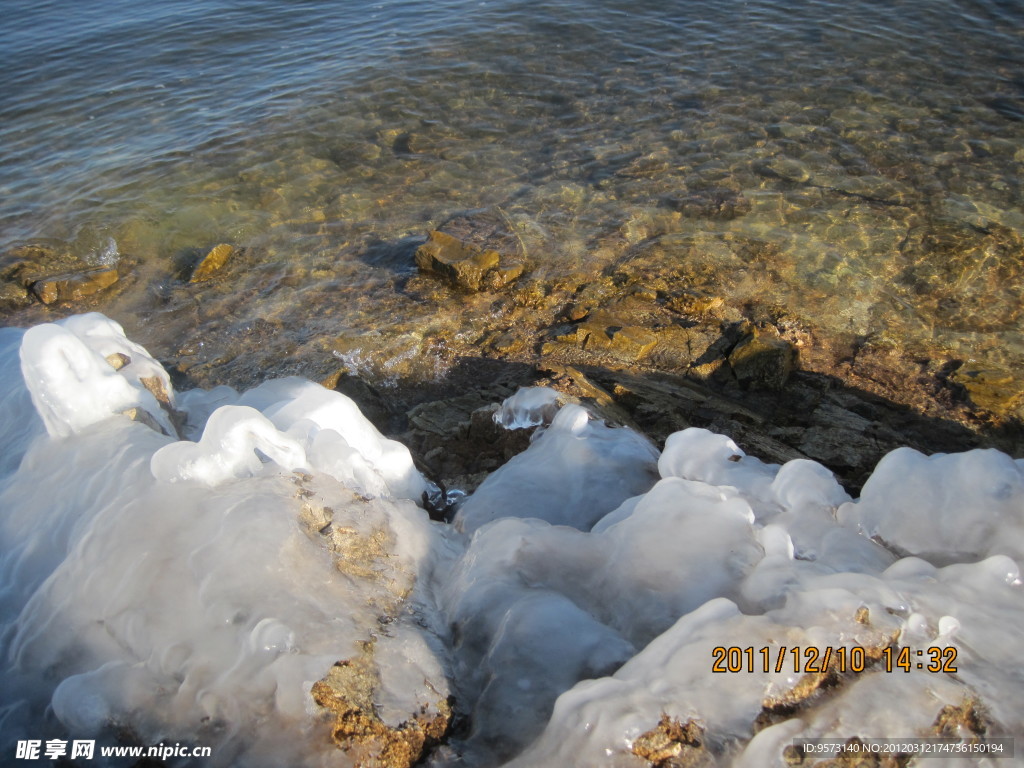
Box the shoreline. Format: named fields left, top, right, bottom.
left=1, top=213, right=1021, bottom=494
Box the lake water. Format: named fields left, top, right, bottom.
left=2, top=0, right=1023, bottom=392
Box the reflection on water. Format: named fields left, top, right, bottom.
left=1, top=0, right=1022, bottom=393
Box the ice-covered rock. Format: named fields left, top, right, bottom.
left=258, top=378, right=427, bottom=500
left=150, top=376, right=426, bottom=499
left=493, top=385, right=562, bottom=429
left=0, top=316, right=451, bottom=767
left=150, top=404, right=307, bottom=485
left=839, top=446, right=1024, bottom=562
left=454, top=404, right=659, bottom=532
left=19, top=316, right=177, bottom=438
left=0, top=327, right=43, bottom=476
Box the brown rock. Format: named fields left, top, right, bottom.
left=119, top=407, right=168, bottom=435
left=728, top=330, right=797, bottom=390
left=404, top=388, right=533, bottom=492
left=930, top=697, right=991, bottom=740
left=105, top=352, right=131, bottom=370
left=414, top=230, right=522, bottom=292
left=667, top=189, right=751, bottom=221
left=756, top=629, right=899, bottom=731
left=0, top=281, right=31, bottom=308
left=666, top=291, right=725, bottom=317
left=2, top=243, right=85, bottom=288
left=631, top=715, right=711, bottom=767
left=189, top=243, right=235, bottom=283
left=311, top=643, right=452, bottom=768
left=31, top=266, right=119, bottom=305
left=757, top=155, right=811, bottom=183
left=557, top=310, right=660, bottom=363
left=950, top=366, right=1023, bottom=418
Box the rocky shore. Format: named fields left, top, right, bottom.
left=2, top=206, right=1021, bottom=496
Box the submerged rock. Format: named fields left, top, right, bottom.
left=31, top=266, right=120, bottom=305
left=950, top=366, right=1023, bottom=418
left=189, top=243, right=235, bottom=282
left=667, top=188, right=752, bottom=221
left=0, top=281, right=31, bottom=309
left=551, top=310, right=660, bottom=363
left=897, top=221, right=1024, bottom=334
left=414, top=230, right=523, bottom=292
left=1, top=244, right=121, bottom=306
left=756, top=155, right=811, bottom=183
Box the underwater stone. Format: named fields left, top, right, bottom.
left=556, top=310, right=660, bottom=363
left=756, top=155, right=811, bottom=183
left=414, top=230, right=522, bottom=292
left=951, top=366, right=1023, bottom=418
left=667, top=188, right=752, bottom=221
left=31, top=266, right=119, bottom=305
left=0, top=281, right=31, bottom=308
left=189, top=243, right=235, bottom=283
left=811, top=173, right=916, bottom=205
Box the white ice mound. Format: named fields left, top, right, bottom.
left=659, top=427, right=777, bottom=497
left=446, top=431, right=1024, bottom=764
left=454, top=403, right=660, bottom=533
left=152, top=377, right=427, bottom=498
left=0, top=327, right=43, bottom=476
left=58, top=313, right=174, bottom=402
left=257, top=378, right=427, bottom=500
left=1, top=315, right=451, bottom=767
left=839, top=446, right=1024, bottom=562
left=493, top=385, right=562, bottom=429
left=150, top=405, right=307, bottom=485
left=19, top=316, right=176, bottom=438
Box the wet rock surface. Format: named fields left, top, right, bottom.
left=0, top=105, right=1022, bottom=496
left=31, top=266, right=120, bottom=305
left=414, top=224, right=525, bottom=293
left=188, top=243, right=235, bottom=283
left=0, top=244, right=125, bottom=308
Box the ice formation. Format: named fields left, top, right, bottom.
left=1, top=314, right=1022, bottom=767
left=0, top=316, right=451, bottom=767
left=492, top=385, right=562, bottom=429
left=454, top=404, right=660, bottom=533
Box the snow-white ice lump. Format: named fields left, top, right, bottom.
left=1, top=314, right=1021, bottom=768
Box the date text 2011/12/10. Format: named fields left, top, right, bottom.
left=711, top=645, right=958, bottom=674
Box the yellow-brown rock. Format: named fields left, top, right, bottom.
left=189, top=243, right=235, bottom=283
left=631, top=715, right=711, bottom=767
left=559, top=310, right=660, bottom=362
left=728, top=329, right=797, bottom=390
left=950, top=366, right=1023, bottom=418
left=311, top=643, right=452, bottom=768
left=31, top=266, right=119, bottom=305
left=414, top=230, right=522, bottom=292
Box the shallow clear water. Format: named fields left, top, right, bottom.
left=2, top=0, right=1023, bottom=387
